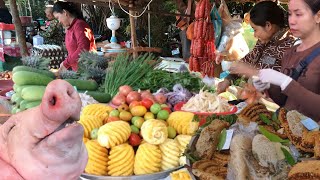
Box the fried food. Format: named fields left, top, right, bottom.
left=279, top=108, right=320, bottom=158
left=192, top=160, right=227, bottom=180
left=288, top=160, right=320, bottom=180
left=238, top=103, right=272, bottom=125
left=195, top=120, right=229, bottom=159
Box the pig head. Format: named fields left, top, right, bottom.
left=0, top=79, right=88, bottom=180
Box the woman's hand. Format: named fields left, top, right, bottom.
left=57, top=62, right=67, bottom=77
left=229, top=61, right=259, bottom=77
left=216, top=79, right=231, bottom=94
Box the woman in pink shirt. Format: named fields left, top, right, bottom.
left=53, top=1, right=96, bottom=71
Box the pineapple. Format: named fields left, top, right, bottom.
left=21, top=55, right=51, bottom=70
left=59, top=69, right=79, bottom=79
left=78, top=51, right=108, bottom=70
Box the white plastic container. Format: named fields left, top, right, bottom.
left=33, top=35, right=44, bottom=46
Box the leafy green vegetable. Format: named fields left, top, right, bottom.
left=134, top=69, right=203, bottom=92
left=217, top=128, right=227, bottom=151
left=104, top=54, right=159, bottom=97
left=259, top=126, right=290, bottom=143
left=281, top=147, right=296, bottom=166
left=260, top=114, right=272, bottom=125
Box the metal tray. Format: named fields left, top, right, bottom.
left=80, top=166, right=183, bottom=180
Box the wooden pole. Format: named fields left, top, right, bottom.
left=9, top=0, right=28, bottom=57
left=129, top=1, right=137, bottom=58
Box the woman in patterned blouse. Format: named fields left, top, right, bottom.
left=39, top=6, right=65, bottom=46
left=216, top=1, right=296, bottom=93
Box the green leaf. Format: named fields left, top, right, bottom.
left=272, top=112, right=281, bottom=124
left=259, top=126, right=290, bottom=143
left=281, top=147, right=296, bottom=166
left=217, top=128, right=227, bottom=151
left=260, top=114, right=272, bottom=125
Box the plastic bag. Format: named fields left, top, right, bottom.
left=211, top=4, right=222, bottom=47
left=218, top=0, right=232, bottom=27
left=217, top=20, right=249, bottom=61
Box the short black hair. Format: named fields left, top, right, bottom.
left=250, top=1, right=285, bottom=28
left=53, top=1, right=84, bottom=20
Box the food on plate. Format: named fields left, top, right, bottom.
left=228, top=134, right=252, bottom=180
left=175, top=135, right=192, bottom=155
left=239, top=83, right=262, bottom=105
left=107, top=143, right=134, bottom=176
left=192, top=159, right=228, bottom=180
left=170, top=168, right=192, bottom=180
left=195, top=120, right=229, bottom=159
left=79, top=115, right=104, bottom=138
left=288, top=160, right=320, bottom=180
left=134, top=143, right=162, bottom=175
left=81, top=103, right=112, bottom=121
left=278, top=109, right=320, bottom=158
left=159, top=139, right=180, bottom=170
left=212, top=152, right=230, bottom=166
left=98, top=121, right=131, bottom=148
left=252, top=134, right=285, bottom=173
left=141, top=119, right=168, bottom=145
left=167, top=111, right=199, bottom=135
left=85, top=140, right=109, bottom=176
left=237, top=103, right=272, bottom=124
left=181, top=89, right=233, bottom=113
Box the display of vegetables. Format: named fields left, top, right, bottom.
left=104, top=54, right=159, bottom=97
left=135, top=70, right=203, bottom=93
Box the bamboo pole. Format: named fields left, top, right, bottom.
left=9, top=0, right=28, bottom=57
left=129, top=1, right=137, bottom=58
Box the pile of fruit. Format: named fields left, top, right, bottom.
left=80, top=86, right=199, bottom=176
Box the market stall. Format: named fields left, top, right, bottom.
left=1, top=0, right=320, bottom=179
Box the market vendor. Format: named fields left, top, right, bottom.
left=250, top=0, right=320, bottom=121
left=39, top=6, right=65, bottom=46
left=53, top=1, right=96, bottom=72
left=216, top=1, right=295, bottom=93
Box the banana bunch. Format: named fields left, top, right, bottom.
left=108, top=143, right=135, bottom=176
left=79, top=115, right=104, bottom=138
left=134, top=143, right=162, bottom=175
left=81, top=104, right=113, bottom=121
left=98, top=121, right=131, bottom=148
left=85, top=140, right=109, bottom=175
left=141, top=119, right=168, bottom=145
left=159, top=139, right=180, bottom=170
left=167, top=111, right=199, bottom=135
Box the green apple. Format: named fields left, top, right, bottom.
left=150, top=103, right=162, bottom=114
left=109, top=109, right=120, bottom=117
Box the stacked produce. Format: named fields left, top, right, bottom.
left=11, top=66, right=55, bottom=113
left=81, top=85, right=197, bottom=176
left=189, top=0, right=216, bottom=77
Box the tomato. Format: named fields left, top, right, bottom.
left=129, top=133, right=141, bottom=146
left=199, top=119, right=206, bottom=127
left=107, top=116, right=120, bottom=123
left=161, top=107, right=172, bottom=114
left=129, top=101, right=141, bottom=109
left=141, top=98, right=153, bottom=109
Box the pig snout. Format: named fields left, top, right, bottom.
left=41, top=80, right=81, bottom=123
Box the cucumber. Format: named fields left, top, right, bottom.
left=11, top=106, right=18, bottom=114
left=65, top=79, right=98, bottom=91
left=21, top=86, right=46, bottom=101
left=15, top=85, right=32, bottom=94
left=79, top=91, right=111, bottom=103
left=11, top=93, right=19, bottom=103
left=12, top=71, right=53, bottom=86
left=16, top=97, right=23, bottom=105
left=12, top=66, right=55, bottom=78
left=13, top=84, right=19, bottom=92
left=20, top=100, right=34, bottom=110
left=25, top=101, right=41, bottom=109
